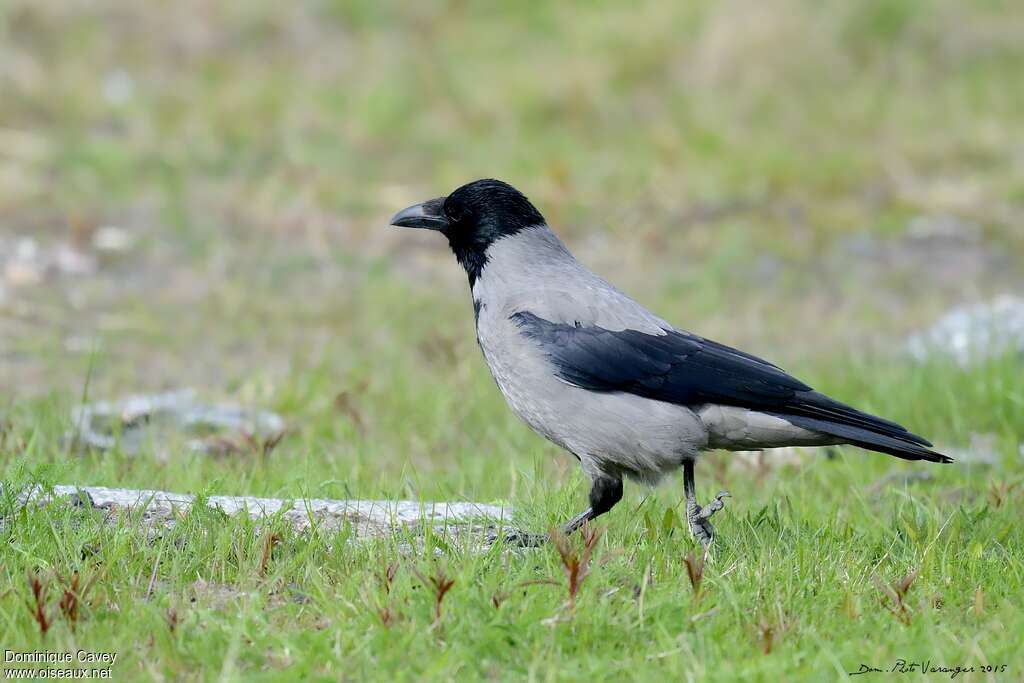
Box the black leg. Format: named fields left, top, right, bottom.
left=562, top=476, right=622, bottom=535
left=683, top=459, right=729, bottom=548
left=488, top=476, right=622, bottom=547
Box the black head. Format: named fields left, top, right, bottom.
left=390, top=179, right=545, bottom=284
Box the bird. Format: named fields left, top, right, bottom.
left=389, top=179, right=951, bottom=547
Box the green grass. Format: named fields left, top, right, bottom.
left=2, top=0, right=1024, bottom=680
left=2, top=353, right=1022, bottom=680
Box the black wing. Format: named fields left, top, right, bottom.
left=512, top=311, right=950, bottom=463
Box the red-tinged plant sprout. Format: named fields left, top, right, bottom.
left=987, top=481, right=1019, bottom=508
left=413, top=565, right=456, bottom=626
left=683, top=550, right=705, bottom=601
left=550, top=522, right=601, bottom=612
left=334, top=384, right=368, bottom=437
left=373, top=561, right=401, bottom=628
left=166, top=608, right=179, bottom=634
left=755, top=608, right=791, bottom=655
left=26, top=572, right=51, bottom=636
left=757, top=614, right=776, bottom=654
left=377, top=561, right=399, bottom=596
left=57, top=571, right=82, bottom=630
left=254, top=432, right=284, bottom=458
left=259, top=532, right=282, bottom=578
left=25, top=570, right=100, bottom=633
left=875, top=569, right=919, bottom=626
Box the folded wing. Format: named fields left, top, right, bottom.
left=512, top=311, right=950, bottom=463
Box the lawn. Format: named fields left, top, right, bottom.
left=2, top=0, right=1023, bottom=680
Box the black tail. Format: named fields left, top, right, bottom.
left=772, top=391, right=953, bottom=464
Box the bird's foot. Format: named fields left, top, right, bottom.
left=686, top=490, right=730, bottom=548
left=484, top=527, right=547, bottom=548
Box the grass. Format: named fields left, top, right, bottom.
left=1, top=367, right=1022, bottom=681
left=1, top=344, right=1021, bottom=681
left=2, top=0, right=1024, bottom=680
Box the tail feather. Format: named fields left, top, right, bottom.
left=778, top=413, right=953, bottom=463
left=793, top=391, right=934, bottom=447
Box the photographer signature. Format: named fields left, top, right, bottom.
left=849, top=659, right=1008, bottom=678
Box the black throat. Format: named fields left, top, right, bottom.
left=447, top=234, right=492, bottom=287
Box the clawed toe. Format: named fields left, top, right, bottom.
left=697, top=490, right=730, bottom=520
left=687, top=490, right=730, bottom=548
left=688, top=516, right=716, bottom=547
left=485, top=528, right=546, bottom=548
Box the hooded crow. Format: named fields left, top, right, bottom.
left=390, top=179, right=951, bottom=546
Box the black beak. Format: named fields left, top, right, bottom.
left=390, top=197, right=449, bottom=231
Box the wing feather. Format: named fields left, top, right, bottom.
left=511, top=311, right=950, bottom=463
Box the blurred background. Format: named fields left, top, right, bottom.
left=2, top=0, right=1022, bottom=497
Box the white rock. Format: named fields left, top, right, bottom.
left=11, top=483, right=513, bottom=540
left=4, top=259, right=44, bottom=287
left=55, top=243, right=97, bottom=276
left=906, top=295, right=1024, bottom=366
left=93, top=225, right=135, bottom=253
left=14, top=237, right=39, bottom=261
left=939, top=432, right=1002, bottom=467
left=102, top=69, right=135, bottom=105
